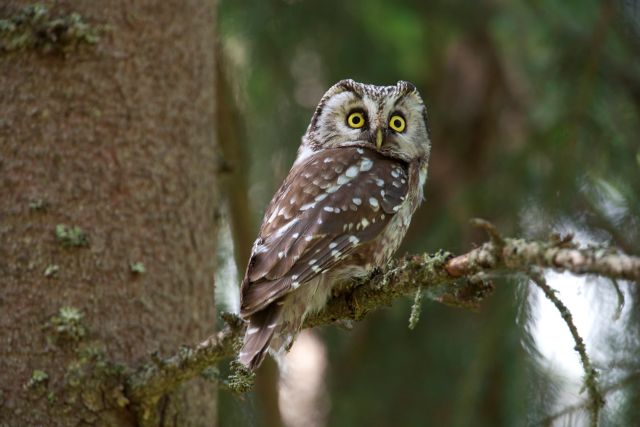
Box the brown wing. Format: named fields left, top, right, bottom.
left=240, top=146, right=409, bottom=317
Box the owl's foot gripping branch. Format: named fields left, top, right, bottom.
left=125, top=220, right=640, bottom=427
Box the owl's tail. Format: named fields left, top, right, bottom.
left=238, top=303, right=282, bottom=370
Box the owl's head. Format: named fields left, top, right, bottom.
left=299, top=79, right=430, bottom=164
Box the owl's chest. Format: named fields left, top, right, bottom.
left=340, top=161, right=426, bottom=271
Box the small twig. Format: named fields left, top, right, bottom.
left=536, top=370, right=640, bottom=426
left=528, top=268, right=604, bottom=427
left=470, top=217, right=505, bottom=246
left=609, top=278, right=625, bottom=321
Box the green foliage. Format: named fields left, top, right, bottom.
left=130, top=262, right=146, bottom=275
left=26, top=370, right=49, bottom=389
left=0, top=4, right=100, bottom=54
left=48, top=306, right=86, bottom=343
left=55, top=224, right=88, bottom=248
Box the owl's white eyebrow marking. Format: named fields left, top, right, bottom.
left=348, top=235, right=360, bottom=244
left=352, top=197, right=362, bottom=205
left=345, top=165, right=359, bottom=178
left=360, top=158, right=373, bottom=172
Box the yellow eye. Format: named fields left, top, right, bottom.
left=389, top=115, right=406, bottom=132
left=347, top=111, right=365, bottom=129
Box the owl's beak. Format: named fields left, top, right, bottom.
left=375, top=128, right=383, bottom=149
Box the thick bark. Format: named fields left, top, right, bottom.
left=0, top=1, right=218, bottom=426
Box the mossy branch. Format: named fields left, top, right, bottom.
left=125, top=225, right=640, bottom=425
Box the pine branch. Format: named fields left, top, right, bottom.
left=125, top=227, right=640, bottom=424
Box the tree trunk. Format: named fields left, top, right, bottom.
left=0, top=1, right=218, bottom=425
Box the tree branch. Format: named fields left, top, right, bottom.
left=125, top=231, right=640, bottom=424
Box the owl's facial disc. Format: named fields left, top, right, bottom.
left=301, top=79, right=430, bottom=164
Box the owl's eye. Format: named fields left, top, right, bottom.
left=347, top=111, right=365, bottom=129
left=389, top=114, right=406, bottom=133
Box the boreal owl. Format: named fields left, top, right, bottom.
left=239, top=79, right=431, bottom=370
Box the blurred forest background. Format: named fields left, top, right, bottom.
left=215, top=0, right=640, bottom=426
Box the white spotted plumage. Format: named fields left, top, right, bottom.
left=238, top=79, right=431, bottom=370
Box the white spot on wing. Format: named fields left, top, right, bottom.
left=323, top=157, right=333, bottom=163
left=348, top=235, right=360, bottom=244
left=360, top=158, right=373, bottom=172
left=369, top=197, right=379, bottom=211
left=315, top=193, right=328, bottom=202
left=300, top=202, right=316, bottom=211
left=357, top=148, right=364, bottom=154
left=337, top=175, right=350, bottom=185
left=329, top=242, right=337, bottom=249
left=323, top=206, right=334, bottom=212
left=375, top=178, right=384, bottom=187
left=247, top=327, right=260, bottom=335
left=352, top=197, right=362, bottom=205
left=345, top=165, right=359, bottom=178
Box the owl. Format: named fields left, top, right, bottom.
left=238, top=79, right=431, bottom=370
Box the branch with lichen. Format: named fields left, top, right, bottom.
left=124, top=220, right=640, bottom=425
